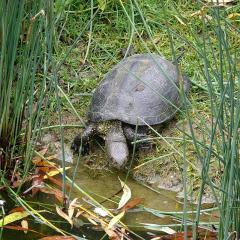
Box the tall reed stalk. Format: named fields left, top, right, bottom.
left=0, top=0, right=54, bottom=183
left=189, top=7, right=239, bottom=238
left=122, top=1, right=240, bottom=238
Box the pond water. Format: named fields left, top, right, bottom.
left=1, top=160, right=216, bottom=240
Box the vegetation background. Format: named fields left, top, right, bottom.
left=0, top=0, right=239, bottom=239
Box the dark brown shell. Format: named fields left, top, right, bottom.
left=88, top=54, right=190, bottom=126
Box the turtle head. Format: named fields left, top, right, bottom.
left=105, top=122, right=129, bottom=169
left=107, top=140, right=129, bottom=169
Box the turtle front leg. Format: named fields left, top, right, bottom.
left=105, top=122, right=129, bottom=169
left=71, top=123, right=96, bottom=155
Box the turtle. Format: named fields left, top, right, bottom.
left=71, top=53, right=190, bottom=169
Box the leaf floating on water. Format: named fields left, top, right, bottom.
left=117, top=177, right=131, bottom=209
left=3, top=225, right=44, bottom=235
left=0, top=209, right=45, bottom=226
left=9, top=207, right=25, bottom=213
left=39, top=236, right=77, bottom=240
left=94, top=207, right=108, bottom=217
left=0, top=211, right=30, bottom=226
left=151, top=229, right=217, bottom=240
left=107, top=211, right=125, bottom=230
left=158, top=227, right=176, bottom=234
left=68, top=198, right=78, bottom=219
left=40, top=186, right=64, bottom=203
left=121, top=197, right=143, bottom=211
left=143, top=224, right=176, bottom=233
left=56, top=206, right=73, bottom=227
left=86, top=216, right=98, bottom=226
left=103, top=227, right=120, bottom=240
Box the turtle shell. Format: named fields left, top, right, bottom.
left=88, top=54, right=190, bottom=126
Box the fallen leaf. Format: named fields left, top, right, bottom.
left=46, top=154, right=58, bottom=161
left=0, top=211, right=30, bottom=226
left=39, top=236, right=76, bottom=240
left=21, top=220, right=28, bottom=234
left=31, top=174, right=44, bottom=196
left=0, top=210, right=45, bottom=226
left=68, top=198, right=78, bottom=219
left=227, top=13, right=240, bottom=20
left=40, top=187, right=64, bottom=203
left=117, top=178, right=131, bottom=209
left=86, top=216, right=98, bottom=226
left=190, top=7, right=207, bottom=17
left=47, top=175, right=69, bottom=190
left=102, top=222, right=121, bottom=240
left=107, top=211, right=125, bottom=230
left=75, top=210, right=84, bottom=218
left=9, top=207, right=25, bottom=213
left=44, top=167, right=71, bottom=179
left=3, top=225, right=45, bottom=236
left=56, top=206, right=73, bottom=227
left=33, top=159, right=55, bottom=167
left=94, top=207, right=108, bottom=217
left=121, top=198, right=143, bottom=212
left=143, top=224, right=176, bottom=233
left=37, top=147, right=48, bottom=157
left=159, top=227, right=176, bottom=234
left=152, top=229, right=217, bottom=240
left=104, top=228, right=120, bottom=240
left=190, top=7, right=213, bottom=21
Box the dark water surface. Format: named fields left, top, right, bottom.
left=1, top=162, right=209, bottom=240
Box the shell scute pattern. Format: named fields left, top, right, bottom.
left=88, top=54, right=190, bottom=126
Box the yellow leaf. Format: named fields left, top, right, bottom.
left=43, top=167, right=71, bottom=179
left=117, top=178, right=131, bottom=210
left=68, top=198, right=78, bottom=219
left=107, top=211, right=125, bottom=230
left=86, top=217, right=98, bottom=226
left=227, top=13, right=240, bottom=20
left=0, top=211, right=30, bottom=226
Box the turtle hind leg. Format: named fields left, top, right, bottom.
left=71, top=123, right=95, bottom=155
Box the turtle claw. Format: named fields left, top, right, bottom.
left=71, top=135, right=90, bottom=156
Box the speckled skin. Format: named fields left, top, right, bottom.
left=72, top=54, right=190, bottom=168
